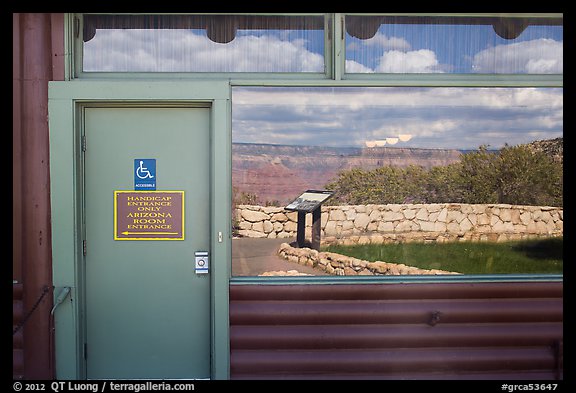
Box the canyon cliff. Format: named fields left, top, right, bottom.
left=232, top=143, right=464, bottom=206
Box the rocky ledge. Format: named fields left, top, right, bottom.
left=277, top=242, right=459, bottom=276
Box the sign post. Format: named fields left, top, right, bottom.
left=285, top=190, right=333, bottom=250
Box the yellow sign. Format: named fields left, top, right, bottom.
left=114, top=190, right=185, bottom=240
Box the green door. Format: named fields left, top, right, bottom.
left=84, top=106, right=211, bottom=379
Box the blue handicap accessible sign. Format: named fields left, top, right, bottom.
left=134, top=159, right=156, bottom=190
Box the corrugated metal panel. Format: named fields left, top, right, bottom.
left=230, top=282, right=563, bottom=380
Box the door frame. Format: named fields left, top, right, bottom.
left=48, top=80, right=232, bottom=380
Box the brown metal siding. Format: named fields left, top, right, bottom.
left=230, top=282, right=563, bottom=380
left=13, top=13, right=65, bottom=380
left=13, top=283, right=24, bottom=380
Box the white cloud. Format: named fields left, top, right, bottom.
left=375, top=49, right=444, bottom=73
left=232, top=87, right=563, bottom=149
left=472, top=38, right=563, bottom=74
left=84, top=29, right=324, bottom=72
left=85, top=27, right=563, bottom=76
left=235, top=87, right=562, bottom=112
left=363, top=33, right=411, bottom=50
left=345, top=60, right=373, bottom=73
left=83, top=28, right=563, bottom=150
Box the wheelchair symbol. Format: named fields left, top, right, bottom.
left=136, top=160, right=154, bottom=179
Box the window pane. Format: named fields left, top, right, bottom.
left=345, top=15, right=563, bottom=74
left=83, top=14, right=325, bottom=72
left=232, top=86, right=563, bottom=277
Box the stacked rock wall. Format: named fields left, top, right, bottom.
left=277, top=243, right=459, bottom=276
left=235, top=203, right=563, bottom=245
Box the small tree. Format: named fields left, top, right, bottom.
left=425, top=162, right=468, bottom=203
left=458, top=145, right=500, bottom=204
left=324, top=142, right=562, bottom=208
left=496, top=144, right=563, bottom=207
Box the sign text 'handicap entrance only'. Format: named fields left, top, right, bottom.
left=114, top=190, right=184, bottom=240
left=134, top=159, right=156, bottom=190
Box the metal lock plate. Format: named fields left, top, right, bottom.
left=194, top=251, right=209, bottom=274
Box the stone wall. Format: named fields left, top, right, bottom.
left=235, top=203, right=563, bottom=245
left=277, top=242, right=459, bottom=276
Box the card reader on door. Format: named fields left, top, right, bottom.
left=195, top=251, right=209, bottom=274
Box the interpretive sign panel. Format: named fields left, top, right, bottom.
left=285, top=189, right=334, bottom=212
left=114, top=190, right=184, bottom=240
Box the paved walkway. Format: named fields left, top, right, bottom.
left=232, top=237, right=328, bottom=276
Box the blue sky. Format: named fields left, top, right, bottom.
left=83, top=17, right=563, bottom=150
left=84, top=21, right=563, bottom=74
left=346, top=23, right=563, bottom=74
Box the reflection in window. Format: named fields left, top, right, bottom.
left=231, top=87, right=563, bottom=277
left=82, top=14, right=325, bottom=72
left=345, top=15, right=563, bottom=74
